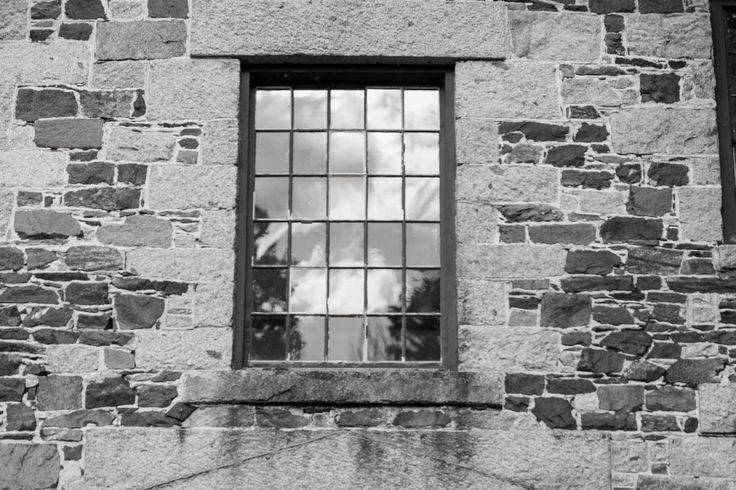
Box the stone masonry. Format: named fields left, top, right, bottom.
left=0, top=0, right=735, bottom=488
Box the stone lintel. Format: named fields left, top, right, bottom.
left=181, top=369, right=503, bottom=407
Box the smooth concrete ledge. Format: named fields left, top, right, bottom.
left=180, top=369, right=504, bottom=407
left=190, top=0, right=508, bottom=60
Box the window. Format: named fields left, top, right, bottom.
left=712, top=1, right=736, bottom=242
left=234, top=66, right=456, bottom=368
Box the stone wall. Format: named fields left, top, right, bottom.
left=0, top=0, right=735, bottom=488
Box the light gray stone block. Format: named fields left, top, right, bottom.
left=0, top=0, right=27, bottom=41
left=457, top=164, right=559, bottom=204
left=105, top=125, right=177, bottom=162
left=509, top=11, right=601, bottom=62
left=458, top=279, right=510, bottom=325
left=699, top=384, right=736, bottom=434
left=669, top=436, right=736, bottom=478
left=455, top=118, right=499, bottom=165
left=126, top=248, right=235, bottom=282
left=459, top=325, right=562, bottom=372
left=677, top=187, right=723, bottom=243
left=627, top=14, right=712, bottom=60
left=191, top=0, right=508, bottom=59
left=95, top=21, right=187, bottom=60
left=0, top=42, right=90, bottom=85
left=457, top=244, right=566, bottom=280
left=0, top=150, right=67, bottom=188
left=135, top=328, right=232, bottom=370
left=146, top=165, right=237, bottom=210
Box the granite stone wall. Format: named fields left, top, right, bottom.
left=0, top=0, right=735, bottom=488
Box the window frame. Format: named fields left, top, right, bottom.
left=712, top=0, right=736, bottom=243
left=233, top=64, right=458, bottom=370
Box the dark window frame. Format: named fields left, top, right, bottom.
left=712, top=0, right=736, bottom=243
left=233, top=64, right=458, bottom=370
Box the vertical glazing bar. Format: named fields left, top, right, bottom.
left=285, top=89, right=295, bottom=359
left=362, top=87, right=369, bottom=362
left=324, top=89, right=332, bottom=361
left=400, top=87, right=407, bottom=363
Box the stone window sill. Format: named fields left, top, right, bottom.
left=180, top=369, right=503, bottom=407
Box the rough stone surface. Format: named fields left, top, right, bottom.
left=135, top=329, right=232, bottom=370
left=15, top=88, right=78, bottom=122
left=147, top=165, right=237, bottom=209
left=14, top=210, right=81, bottom=239
left=509, top=11, right=600, bottom=62
left=105, top=125, right=176, bottom=162
left=114, top=294, right=165, bottom=329
left=456, top=118, right=499, bottom=165
left=96, top=21, right=187, bottom=60
left=34, top=118, right=104, bottom=150
left=665, top=358, right=727, bottom=387
left=0, top=444, right=60, bottom=489
left=610, top=107, right=717, bottom=155
left=678, top=187, right=723, bottom=243
left=699, top=384, right=736, bottom=434
left=0, top=42, right=90, bottom=85
left=458, top=279, right=509, bottom=326
left=459, top=325, right=561, bottom=373
left=669, top=437, right=736, bottom=479
left=0, top=150, right=67, bottom=189
left=627, top=14, right=712, bottom=59
left=65, top=246, right=123, bottom=271
left=45, top=344, right=99, bottom=373
left=191, top=0, right=508, bottom=59
left=540, top=293, right=592, bottom=328
left=126, top=248, right=234, bottom=282
left=457, top=165, right=559, bottom=204
left=0, top=0, right=27, bottom=40
left=458, top=244, right=565, bottom=280
left=97, top=215, right=173, bottom=248
left=148, top=59, right=240, bottom=120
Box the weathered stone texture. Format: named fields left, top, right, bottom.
left=45, top=344, right=100, bottom=373
left=34, top=118, right=104, bottom=149
left=97, top=215, right=173, bottom=248
left=1, top=150, right=67, bottom=188
left=146, top=165, right=237, bottom=209
left=0, top=42, right=90, bottom=85
left=699, top=384, right=736, bottom=434
left=0, top=444, right=60, bottom=489
left=135, top=328, right=232, bottom=370
left=191, top=0, right=508, bottom=59
left=456, top=118, right=499, bottom=165
left=669, top=437, right=736, bottom=478
left=148, top=59, right=240, bottom=120
left=457, top=165, right=559, bottom=203
left=459, top=325, right=561, bottom=372
left=0, top=0, right=26, bottom=40
left=95, top=21, right=187, bottom=60
left=199, top=210, right=235, bottom=249
left=678, top=187, right=723, bottom=243
left=627, top=14, right=713, bottom=59
left=456, top=60, right=559, bottom=119
left=201, top=119, right=239, bottom=166
left=127, top=248, right=234, bottom=282
left=14, top=210, right=81, bottom=239
left=458, top=279, right=509, bottom=326
left=105, top=125, right=177, bottom=162
left=509, top=11, right=601, bottom=62
left=458, top=244, right=565, bottom=280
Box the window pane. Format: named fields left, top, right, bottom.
left=255, top=132, right=289, bottom=174
left=406, top=269, right=440, bottom=313
left=405, top=177, right=440, bottom=221
left=254, top=177, right=289, bottom=220
left=291, top=177, right=326, bottom=220
left=252, top=315, right=287, bottom=360
left=367, top=132, right=402, bottom=174
left=252, top=268, right=287, bottom=312
left=294, top=90, right=327, bottom=129
left=405, top=133, right=440, bottom=175
left=329, top=269, right=364, bottom=314
left=329, top=223, right=364, bottom=266
left=327, top=317, right=364, bottom=361
left=293, top=132, right=326, bottom=174
left=290, top=267, right=327, bottom=314
left=255, top=90, right=291, bottom=129
left=367, top=269, right=402, bottom=313
left=291, top=223, right=326, bottom=266
left=331, top=90, right=364, bottom=129
left=405, top=316, right=440, bottom=361
left=367, top=223, right=402, bottom=266
left=404, top=90, right=439, bottom=130
left=329, top=132, right=365, bottom=173
left=368, top=177, right=403, bottom=220
left=367, top=89, right=402, bottom=129
left=406, top=223, right=440, bottom=267
left=253, top=222, right=288, bottom=265
left=366, top=316, right=401, bottom=361
left=329, top=176, right=365, bottom=220
left=290, top=316, right=325, bottom=361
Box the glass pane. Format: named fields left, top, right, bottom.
left=405, top=177, right=440, bottom=221
left=404, top=133, right=440, bottom=175
left=367, top=269, right=402, bottom=313
left=406, top=269, right=440, bottom=313
left=367, top=132, right=402, bottom=175
left=294, top=90, right=327, bottom=129
left=291, top=223, right=326, bottom=266
left=252, top=315, right=287, bottom=360
left=329, top=132, right=365, bottom=173
left=405, top=316, right=440, bottom=361
left=291, top=177, right=326, bottom=220
left=293, top=132, right=326, bottom=174
left=252, top=268, right=287, bottom=312
left=367, top=223, right=402, bottom=266
left=404, top=90, right=439, bottom=130
left=368, top=177, right=403, bottom=220
left=290, top=316, right=325, bottom=361
left=289, top=267, right=327, bottom=314
left=254, top=177, right=288, bottom=220
left=255, top=90, right=291, bottom=129
left=367, top=89, right=402, bottom=129
left=327, top=317, right=364, bottom=361
left=366, top=316, right=401, bottom=361
left=329, top=269, right=364, bottom=314
left=406, top=223, right=440, bottom=267
left=329, top=223, right=364, bottom=266
left=253, top=222, right=288, bottom=265
left=331, top=90, right=364, bottom=129
left=329, top=177, right=365, bottom=220
left=255, top=132, right=289, bottom=174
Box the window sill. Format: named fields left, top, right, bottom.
left=180, top=368, right=503, bottom=408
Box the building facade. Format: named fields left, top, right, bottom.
left=1, top=0, right=735, bottom=488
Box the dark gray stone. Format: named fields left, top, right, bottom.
left=497, top=121, right=568, bottom=142
left=531, top=397, right=575, bottom=429
left=85, top=376, right=136, bottom=408
left=561, top=275, right=634, bottom=293
left=65, top=246, right=123, bottom=271
left=665, top=358, right=727, bottom=387
left=336, top=409, right=385, bottom=428
left=33, top=328, right=78, bottom=344
left=592, top=306, right=634, bottom=326
left=497, top=204, right=563, bottom=222
left=604, top=14, right=624, bottom=32
left=393, top=410, right=450, bottom=428
left=528, top=223, right=596, bottom=245
left=148, top=0, right=188, bottom=18
left=78, top=330, right=133, bottom=347
left=16, top=191, right=43, bottom=207
left=37, top=375, right=83, bottom=410
left=0, top=306, right=21, bottom=327
left=0, top=377, right=24, bottom=401
left=641, top=73, right=681, bottom=104
left=545, top=145, right=587, bottom=167
left=546, top=377, right=596, bottom=395
left=67, top=162, right=115, bottom=185
left=667, top=277, right=736, bottom=294
left=540, top=292, right=592, bottom=328
left=588, top=0, right=635, bottom=14
left=34, top=118, right=103, bottom=149
left=64, top=281, right=109, bottom=305
left=627, top=186, right=672, bottom=217
left=638, top=0, right=684, bottom=13
left=59, top=22, right=93, bottom=40
left=14, top=210, right=81, bottom=239
left=15, top=88, right=77, bottom=122
left=114, top=294, right=165, bottom=329
left=567, top=105, right=600, bottom=119
left=578, top=348, right=625, bottom=374
left=6, top=403, right=36, bottom=431
left=31, top=0, right=61, bottom=19
left=255, top=407, right=308, bottom=428
left=0, top=285, right=58, bottom=304
left=616, top=163, right=642, bottom=184
left=137, top=384, right=178, bottom=407
left=600, top=217, right=663, bottom=242
left=565, top=250, right=621, bottom=275
left=26, top=248, right=57, bottom=269
left=646, top=386, right=696, bottom=412
left=597, top=385, right=644, bottom=412
left=0, top=444, right=59, bottom=489
left=80, top=90, right=137, bottom=118
left=600, top=330, right=652, bottom=355
left=22, top=306, right=72, bottom=328
left=117, top=164, right=147, bottom=185
left=77, top=312, right=113, bottom=330
left=504, top=373, right=545, bottom=395
left=561, top=170, right=613, bottom=189
left=65, top=0, right=106, bottom=19
left=648, top=161, right=689, bottom=187
left=641, top=414, right=679, bottom=432
left=44, top=409, right=114, bottom=428
left=97, top=215, right=173, bottom=248
left=0, top=354, right=22, bottom=376
left=581, top=412, right=636, bottom=430
left=63, top=187, right=141, bottom=211
left=0, top=247, right=23, bottom=271
left=626, top=246, right=682, bottom=274
left=573, top=123, right=608, bottom=143
left=624, top=360, right=666, bottom=382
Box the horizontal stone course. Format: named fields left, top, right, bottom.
left=96, top=20, right=187, bottom=60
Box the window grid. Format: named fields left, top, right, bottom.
left=249, top=85, right=442, bottom=364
